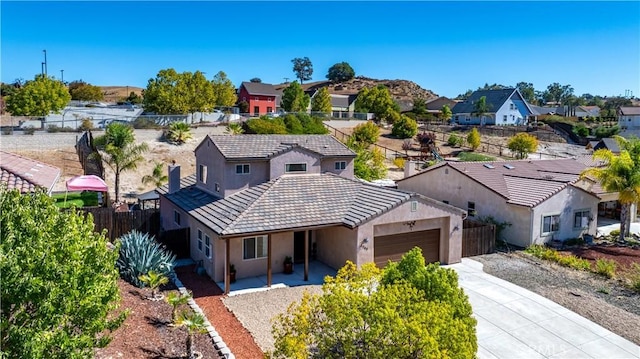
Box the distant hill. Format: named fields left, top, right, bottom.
left=275, top=77, right=439, bottom=110
left=99, top=86, right=144, bottom=103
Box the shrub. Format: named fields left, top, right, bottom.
left=466, top=128, right=481, bottom=151
left=563, top=237, right=585, bottom=246
left=116, top=230, right=176, bottom=288
left=23, top=126, right=36, bottom=135
left=447, top=133, right=462, bottom=146
left=573, top=123, right=590, bottom=137
left=525, top=245, right=590, bottom=270
left=351, top=121, right=380, bottom=145
left=594, top=258, right=617, bottom=279
left=609, top=229, right=620, bottom=237
left=78, top=118, right=94, bottom=132
left=625, top=263, right=640, bottom=292
left=245, top=117, right=288, bottom=134
left=165, top=122, right=192, bottom=144
left=457, top=152, right=495, bottom=162
left=558, top=255, right=591, bottom=271
left=594, top=125, right=619, bottom=139
left=393, top=157, right=405, bottom=170
left=132, top=117, right=161, bottom=129
left=391, top=115, right=418, bottom=139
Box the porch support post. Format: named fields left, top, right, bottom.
left=225, top=238, right=230, bottom=295
left=304, top=230, right=309, bottom=281
left=267, top=234, right=272, bottom=287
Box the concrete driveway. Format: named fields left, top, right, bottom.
left=446, top=259, right=640, bottom=358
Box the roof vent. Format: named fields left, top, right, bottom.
left=483, top=164, right=495, bottom=169
left=503, top=164, right=515, bottom=170
left=543, top=175, right=554, bottom=180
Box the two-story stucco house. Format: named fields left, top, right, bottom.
left=157, top=135, right=465, bottom=293
left=452, top=88, right=534, bottom=126
left=398, top=159, right=602, bottom=248
left=618, top=106, right=640, bottom=131
left=237, top=82, right=282, bottom=116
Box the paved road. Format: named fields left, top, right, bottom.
left=447, top=259, right=639, bottom=358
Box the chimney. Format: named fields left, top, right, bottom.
left=168, top=161, right=180, bottom=194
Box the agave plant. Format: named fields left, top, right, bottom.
left=166, top=122, right=192, bottom=145
left=116, top=230, right=176, bottom=288
left=166, top=291, right=191, bottom=321
left=139, top=270, right=169, bottom=300
left=172, top=310, right=208, bottom=359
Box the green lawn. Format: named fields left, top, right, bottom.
left=52, top=192, right=99, bottom=208
left=457, top=152, right=496, bottom=162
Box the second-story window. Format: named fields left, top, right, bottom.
left=236, top=164, right=250, bottom=174
left=199, top=164, right=207, bottom=183
left=334, top=161, right=346, bottom=170
left=285, top=163, right=307, bottom=173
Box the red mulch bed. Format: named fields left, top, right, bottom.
left=562, top=244, right=640, bottom=274
left=96, top=279, right=221, bottom=359
left=175, top=265, right=264, bottom=359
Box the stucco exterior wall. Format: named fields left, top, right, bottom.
left=531, top=186, right=599, bottom=245
left=320, top=157, right=354, bottom=179
left=194, top=138, right=225, bottom=196
left=269, top=148, right=321, bottom=179
left=398, top=166, right=531, bottom=246
left=315, top=226, right=358, bottom=270
left=223, top=160, right=269, bottom=197
left=619, top=115, right=640, bottom=129
left=159, top=196, right=190, bottom=231
left=358, top=199, right=463, bottom=264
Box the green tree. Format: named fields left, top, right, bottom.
left=351, top=121, right=380, bottom=146
left=543, top=82, right=574, bottom=104
left=516, top=82, right=536, bottom=104
left=472, top=96, right=492, bottom=124
left=211, top=70, right=237, bottom=107
left=311, top=87, right=332, bottom=114
left=249, top=77, right=262, bottom=83
left=354, top=85, right=401, bottom=123
left=271, top=248, right=476, bottom=358
left=326, top=62, right=355, bottom=82
left=70, top=83, right=104, bottom=101
left=172, top=311, right=208, bottom=359
left=142, top=161, right=168, bottom=187
left=166, top=291, right=191, bottom=321
left=507, top=133, right=538, bottom=159
left=291, top=57, right=313, bottom=84
left=94, top=123, right=149, bottom=202
left=348, top=139, right=387, bottom=181
left=143, top=68, right=215, bottom=116
left=281, top=81, right=310, bottom=112
left=298, top=113, right=329, bottom=134
left=283, top=114, right=304, bottom=134
left=0, top=187, right=126, bottom=359
left=125, top=91, right=142, bottom=104
left=581, top=136, right=640, bottom=241
left=467, top=128, right=481, bottom=151
left=138, top=270, right=169, bottom=300
left=391, top=115, right=418, bottom=139
left=5, top=74, right=70, bottom=116
left=412, top=97, right=427, bottom=116
left=440, top=104, right=452, bottom=124
left=180, top=70, right=215, bottom=119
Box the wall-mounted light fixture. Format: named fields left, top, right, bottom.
left=404, top=221, right=416, bottom=230
left=360, top=237, right=369, bottom=250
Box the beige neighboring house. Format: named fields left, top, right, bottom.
left=398, top=159, right=602, bottom=248
left=157, top=135, right=465, bottom=293
left=0, top=151, right=60, bottom=195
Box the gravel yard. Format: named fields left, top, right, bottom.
left=224, top=252, right=640, bottom=353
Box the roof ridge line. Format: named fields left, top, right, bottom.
left=221, top=178, right=281, bottom=235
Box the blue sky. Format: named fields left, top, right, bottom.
left=2, top=1, right=639, bottom=98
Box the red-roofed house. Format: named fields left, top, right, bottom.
left=398, top=159, right=602, bottom=247
left=0, top=151, right=61, bottom=195
left=237, top=82, right=282, bottom=116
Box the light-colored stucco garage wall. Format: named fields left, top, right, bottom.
left=532, top=186, right=599, bottom=245
left=269, top=148, right=322, bottom=179
left=358, top=198, right=463, bottom=264
left=315, top=226, right=358, bottom=270
left=399, top=165, right=531, bottom=247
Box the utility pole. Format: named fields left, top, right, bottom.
left=60, top=69, right=64, bottom=83
left=42, top=50, right=47, bottom=76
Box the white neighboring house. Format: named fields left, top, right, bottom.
left=451, top=88, right=534, bottom=126
left=618, top=106, right=640, bottom=131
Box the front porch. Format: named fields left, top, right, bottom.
left=216, top=260, right=336, bottom=296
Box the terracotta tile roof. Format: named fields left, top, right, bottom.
left=208, top=135, right=356, bottom=159
left=0, top=151, right=61, bottom=194
left=158, top=173, right=463, bottom=236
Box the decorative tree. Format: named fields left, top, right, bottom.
left=311, top=87, right=332, bottom=114
left=172, top=311, right=208, bottom=359
left=326, top=62, right=355, bottom=82
left=225, top=122, right=244, bottom=135
left=291, top=57, right=313, bottom=84
left=466, top=128, right=481, bottom=151
left=142, top=161, right=168, bottom=187
left=6, top=74, right=70, bottom=116
left=351, top=121, right=380, bottom=146
left=472, top=96, right=491, bottom=124
left=93, top=122, right=149, bottom=202
left=138, top=270, right=169, bottom=301
left=166, top=291, right=191, bottom=321
left=391, top=115, right=418, bottom=139
left=412, top=97, right=427, bottom=116
left=166, top=122, right=193, bottom=145
left=211, top=70, right=237, bottom=107
left=507, top=133, right=538, bottom=159
left=281, top=81, right=310, bottom=112
left=440, top=104, right=452, bottom=124
left=1, top=187, right=126, bottom=358
left=354, top=85, right=401, bottom=123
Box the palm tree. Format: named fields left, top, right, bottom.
left=142, top=162, right=168, bottom=187
left=472, top=96, right=492, bottom=126
left=225, top=122, right=244, bottom=135
left=93, top=123, right=149, bottom=202
left=581, top=136, right=640, bottom=241
left=138, top=270, right=169, bottom=300
left=166, top=122, right=192, bottom=144
left=173, top=310, right=208, bottom=359
left=166, top=291, right=191, bottom=321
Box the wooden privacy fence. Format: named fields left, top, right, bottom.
left=462, top=220, right=496, bottom=257
left=75, top=207, right=160, bottom=241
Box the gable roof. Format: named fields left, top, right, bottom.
left=452, top=88, right=533, bottom=115
left=594, top=138, right=621, bottom=154
left=619, top=107, right=640, bottom=116
left=157, top=173, right=463, bottom=236
left=0, top=151, right=61, bottom=194
left=240, top=82, right=282, bottom=96
left=329, top=94, right=358, bottom=108
left=204, top=134, right=356, bottom=160
left=398, top=158, right=599, bottom=207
